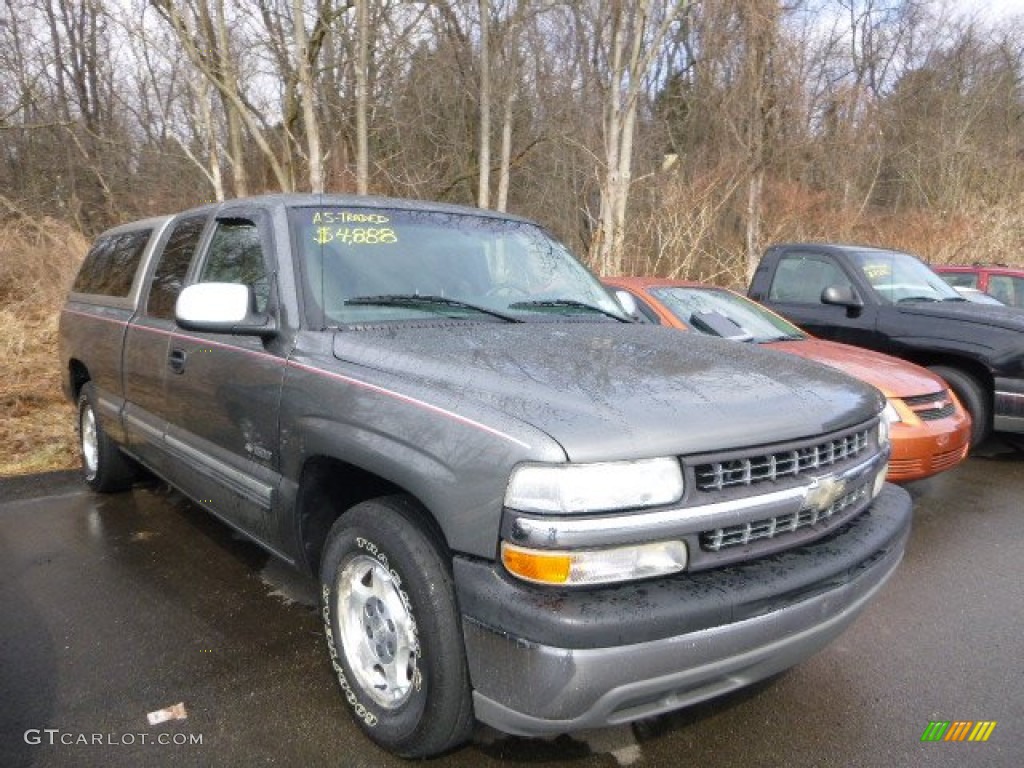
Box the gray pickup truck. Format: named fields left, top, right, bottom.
left=60, top=194, right=912, bottom=757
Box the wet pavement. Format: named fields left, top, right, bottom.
left=1, top=443, right=1022, bottom=768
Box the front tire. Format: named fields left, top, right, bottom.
left=319, top=496, right=474, bottom=757
left=77, top=383, right=135, bottom=492
left=928, top=365, right=990, bottom=448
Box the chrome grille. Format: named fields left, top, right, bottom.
left=700, top=483, right=870, bottom=552
left=695, top=429, right=870, bottom=492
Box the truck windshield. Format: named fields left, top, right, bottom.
left=849, top=250, right=962, bottom=304
left=650, top=286, right=805, bottom=343
left=289, top=207, right=626, bottom=325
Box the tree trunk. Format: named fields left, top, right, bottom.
left=214, top=0, right=249, bottom=196
left=745, top=168, right=763, bottom=282
left=294, top=0, right=323, bottom=193
left=477, top=0, right=492, bottom=208
left=355, top=0, right=369, bottom=194
left=496, top=89, right=514, bottom=212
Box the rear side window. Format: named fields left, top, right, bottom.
left=72, top=229, right=152, bottom=297
left=940, top=272, right=979, bottom=289
left=989, top=275, right=1023, bottom=307
left=147, top=215, right=208, bottom=319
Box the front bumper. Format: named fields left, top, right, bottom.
left=455, top=483, right=912, bottom=736
left=888, top=414, right=971, bottom=482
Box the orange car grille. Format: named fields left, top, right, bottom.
left=889, top=445, right=966, bottom=477
left=932, top=445, right=968, bottom=472
left=902, top=391, right=956, bottom=421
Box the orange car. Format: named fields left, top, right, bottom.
left=606, top=276, right=972, bottom=483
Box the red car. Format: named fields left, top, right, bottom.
left=606, top=277, right=972, bottom=483
left=934, top=264, right=1024, bottom=308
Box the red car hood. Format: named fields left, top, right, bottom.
left=766, top=338, right=946, bottom=399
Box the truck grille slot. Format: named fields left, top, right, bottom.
left=700, top=483, right=869, bottom=551
left=695, top=429, right=869, bottom=492
left=902, top=391, right=956, bottom=421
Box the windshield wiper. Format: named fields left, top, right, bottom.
left=942, top=296, right=968, bottom=302
left=345, top=294, right=523, bottom=323
left=508, top=299, right=634, bottom=322
left=896, top=295, right=940, bottom=303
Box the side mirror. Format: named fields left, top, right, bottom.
left=821, top=284, right=863, bottom=308
left=175, top=282, right=277, bottom=337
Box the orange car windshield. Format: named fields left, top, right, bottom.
left=650, top=287, right=805, bottom=343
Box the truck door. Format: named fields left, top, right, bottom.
left=161, top=212, right=287, bottom=546
left=759, top=250, right=881, bottom=349
left=122, top=214, right=209, bottom=475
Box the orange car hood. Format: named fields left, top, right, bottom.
left=767, top=338, right=945, bottom=398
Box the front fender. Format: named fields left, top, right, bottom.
left=277, top=359, right=564, bottom=559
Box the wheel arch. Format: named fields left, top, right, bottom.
left=295, top=455, right=451, bottom=578
left=68, top=359, right=91, bottom=401
left=899, top=352, right=993, bottom=397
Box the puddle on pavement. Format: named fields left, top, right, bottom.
left=259, top=557, right=318, bottom=607
left=475, top=723, right=644, bottom=765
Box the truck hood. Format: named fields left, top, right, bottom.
left=766, top=338, right=946, bottom=400
left=896, top=300, right=1024, bottom=332
left=333, top=323, right=883, bottom=462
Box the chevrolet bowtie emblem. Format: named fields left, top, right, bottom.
left=804, top=475, right=847, bottom=513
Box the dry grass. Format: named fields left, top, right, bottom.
left=1, top=199, right=88, bottom=476
left=628, top=175, right=1024, bottom=286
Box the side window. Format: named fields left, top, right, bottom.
left=941, top=272, right=978, bottom=289
left=199, top=220, right=271, bottom=313
left=147, top=215, right=208, bottom=320
left=988, top=275, right=1022, bottom=307
left=769, top=254, right=851, bottom=304
left=72, top=229, right=151, bottom=297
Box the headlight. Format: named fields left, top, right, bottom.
left=501, top=540, right=688, bottom=586
left=504, top=457, right=684, bottom=514
left=878, top=402, right=899, bottom=448
left=883, top=401, right=902, bottom=424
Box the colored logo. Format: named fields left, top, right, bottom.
left=921, top=721, right=997, bottom=742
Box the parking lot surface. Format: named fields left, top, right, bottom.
left=2, top=443, right=1022, bottom=767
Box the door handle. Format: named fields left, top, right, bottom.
left=168, top=347, right=187, bottom=374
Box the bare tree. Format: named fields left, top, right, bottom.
left=736, top=0, right=781, bottom=281
left=293, top=0, right=324, bottom=192
left=477, top=0, right=492, bottom=207
left=494, top=0, right=530, bottom=212
left=355, top=0, right=369, bottom=193
left=589, top=1, right=687, bottom=276
left=149, top=0, right=261, bottom=194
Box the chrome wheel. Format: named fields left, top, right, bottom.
left=80, top=403, right=98, bottom=479
left=336, top=554, right=419, bottom=709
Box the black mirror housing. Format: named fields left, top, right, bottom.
left=821, top=285, right=863, bottom=308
